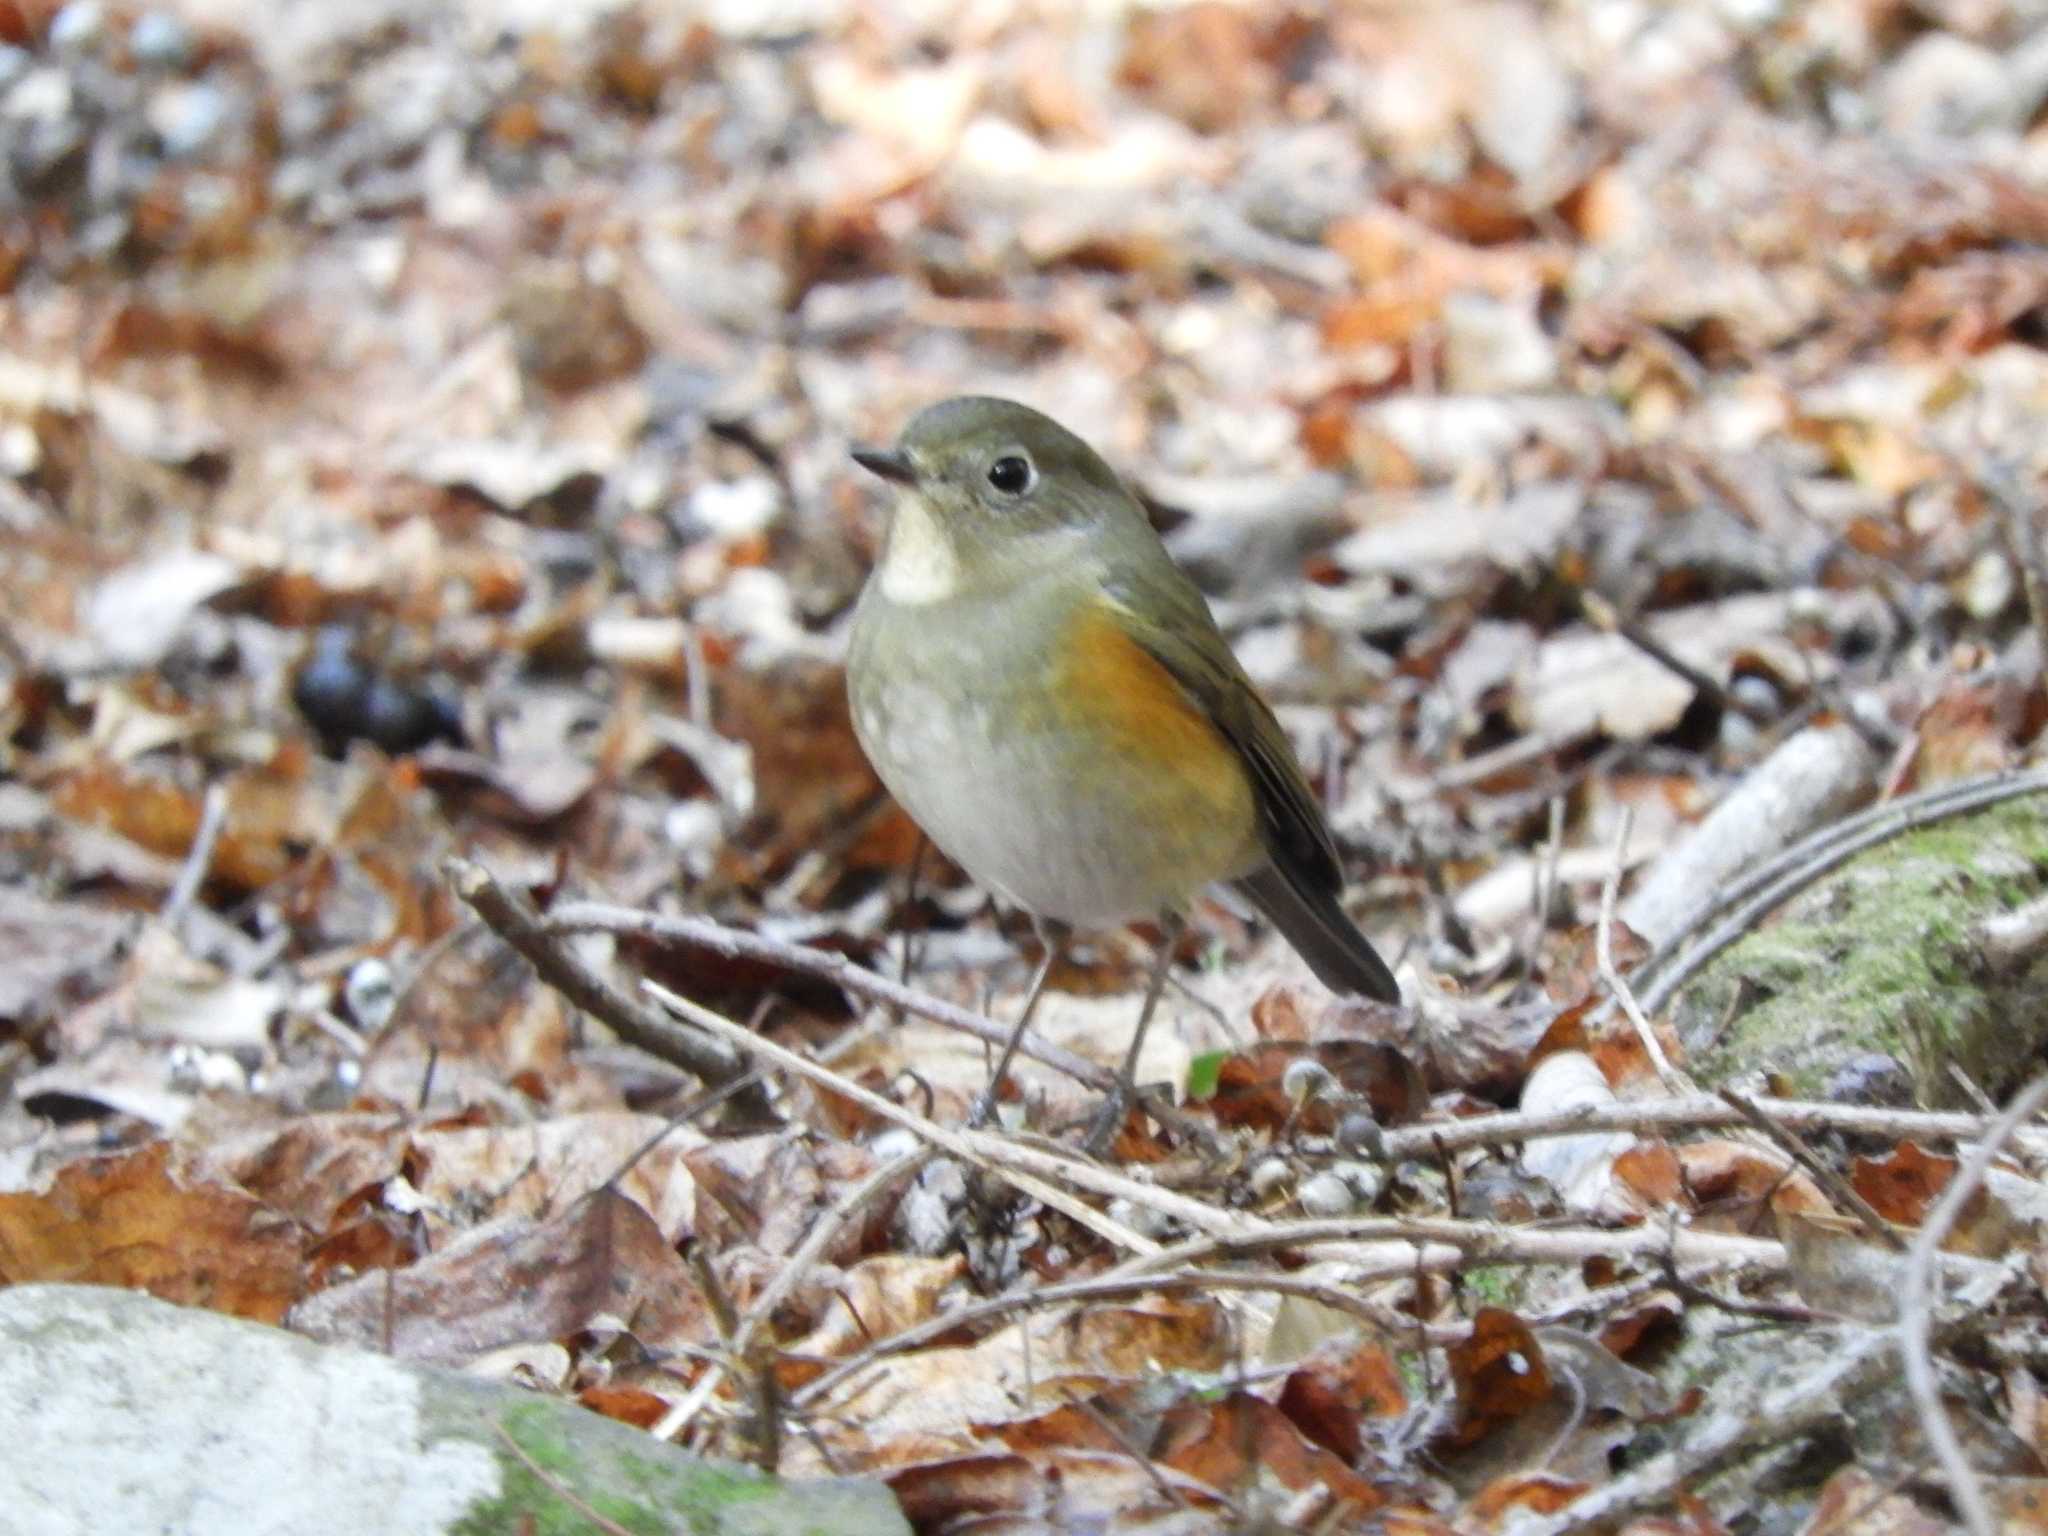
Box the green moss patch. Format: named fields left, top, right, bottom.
left=1670, top=796, right=2048, bottom=1104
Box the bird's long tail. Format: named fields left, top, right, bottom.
left=1232, top=864, right=1400, bottom=1003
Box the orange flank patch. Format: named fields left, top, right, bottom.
left=1053, top=603, right=1256, bottom=833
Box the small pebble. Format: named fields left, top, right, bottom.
left=168, top=1043, right=247, bottom=1093
left=1298, top=1169, right=1359, bottom=1218
left=1248, top=1156, right=1294, bottom=1199
left=48, top=1, right=107, bottom=55
left=1332, top=1159, right=1384, bottom=1207
left=148, top=82, right=228, bottom=158
left=1106, top=1196, right=1180, bottom=1241
left=867, top=1126, right=921, bottom=1162
left=1335, top=1111, right=1385, bottom=1157
left=6, top=67, right=75, bottom=125
left=129, top=11, right=195, bottom=69
left=1729, top=674, right=1781, bottom=719
left=1963, top=549, right=2015, bottom=621
left=1718, top=709, right=1761, bottom=761
left=343, top=958, right=397, bottom=1033
left=685, top=476, right=781, bottom=540
left=663, top=799, right=724, bottom=878
left=0, top=421, right=39, bottom=478
left=1826, top=1052, right=1915, bottom=1107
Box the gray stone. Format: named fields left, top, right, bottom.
left=0, top=1284, right=910, bottom=1536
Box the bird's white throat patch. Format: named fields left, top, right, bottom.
left=877, top=494, right=961, bottom=604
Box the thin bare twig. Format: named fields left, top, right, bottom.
left=1578, top=587, right=1738, bottom=719
left=798, top=1267, right=1425, bottom=1412
left=680, top=1241, right=783, bottom=1472
left=1898, top=1073, right=2048, bottom=1536
left=162, top=781, right=229, bottom=929
left=548, top=899, right=1114, bottom=1093
left=642, top=979, right=1170, bottom=1255
left=1597, top=807, right=1685, bottom=1092
left=1662, top=1265, right=1833, bottom=1328
left=1071, top=1396, right=1204, bottom=1515
left=445, top=859, right=764, bottom=1103
left=796, top=1216, right=1802, bottom=1415
left=645, top=977, right=1256, bottom=1231
left=493, top=1423, right=640, bottom=1536
left=1991, top=463, right=2048, bottom=676
left=651, top=1148, right=932, bottom=1444
left=1533, top=794, right=1565, bottom=940
left=1372, top=1093, right=2048, bottom=1161
left=1390, top=728, right=1578, bottom=802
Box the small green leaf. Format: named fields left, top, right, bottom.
left=1186, top=1049, right=1230, bottom=1101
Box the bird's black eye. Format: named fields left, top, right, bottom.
left=986, top=453, right=1034, bottom=496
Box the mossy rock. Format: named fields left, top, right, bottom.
left=1669, top=795, right=2048, bottom=1105
left=0, top=1284, right=910, bottom=1536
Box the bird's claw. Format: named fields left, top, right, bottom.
left=1081, top=1078, right=1134, bottom=1158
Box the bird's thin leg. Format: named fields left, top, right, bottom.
left=967, top=918, right=1064, bottom=1129
left=1083, top=912, right=1183, bottom=1156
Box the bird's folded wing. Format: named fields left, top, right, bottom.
left=1101, top=567, right=1346, bottom=897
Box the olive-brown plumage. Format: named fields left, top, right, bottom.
left=847, top=397, right=1397, bottom=1137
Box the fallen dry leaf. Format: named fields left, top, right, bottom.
left=1276, top=1333, right=1410, bottom=1461
left=1682, top=1140, right=1835, bottom=1231
left=287, top=1187, right=713, bottom=1366
left=1799, top=1464, right=1950, bottom=1535
left=1852, top=1140, right=1958, bottom=1227
left=821, top=1295, right=1233, bottom=1466
left=1156, top=1389, right=1389, bottom=1513
left=0, top=1141, right=300, bottom=1322
left=780, top=1252, right=967, bottom=1376
left=408, top=1110, right=701, bottom=1245
left=1439, top=1308, right=1553, bottom=1452
left=359, top=925, right=580, bottom=1111
left=218, top=1112, right=412, bottom=1232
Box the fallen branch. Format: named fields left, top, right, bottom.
left=446, top=859, right=757, bottom=1099
left=548, top=900, right=1114, bottom=1093
left=1372, top=1093, right=2048, bottom=1162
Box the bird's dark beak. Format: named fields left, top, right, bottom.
left=851, top=445, right=917, bottom=485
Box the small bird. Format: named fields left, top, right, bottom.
left=847, top=397, right=1399, bottom=1146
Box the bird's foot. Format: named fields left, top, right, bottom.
left=1080, top=1077, right=1135, bottom=1158
left=965, top=1087, right=1000, bottom=1131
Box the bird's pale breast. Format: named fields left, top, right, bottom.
left=848, top=577, right=1259, bottom=925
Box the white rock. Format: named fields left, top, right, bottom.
left=1882, top=33, right=2024, bottom=137
left=1442, top=294, right=1559, bottom=395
